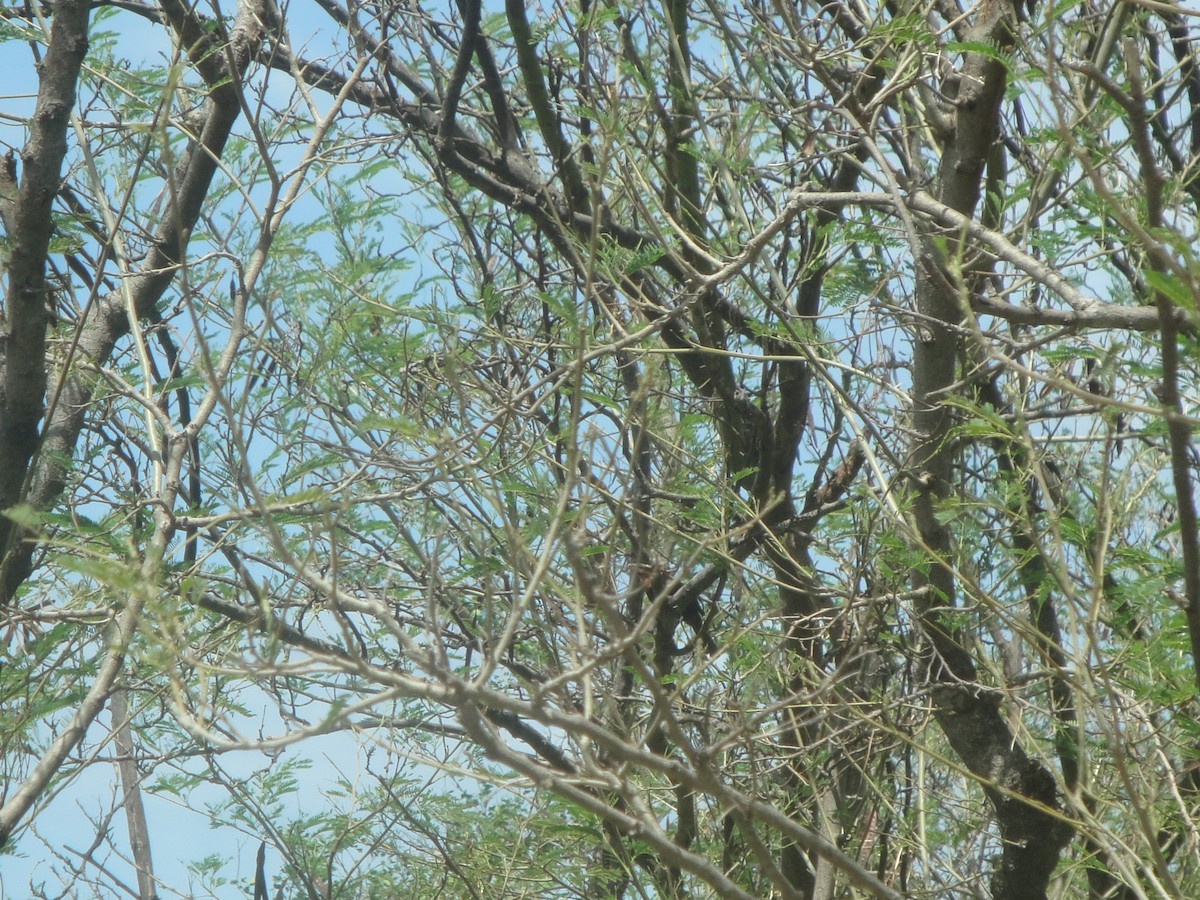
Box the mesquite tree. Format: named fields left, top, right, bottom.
left=1, top=0, right=1199, bottom=897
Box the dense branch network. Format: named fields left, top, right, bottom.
left=0, top=0, right=1197, bottom=898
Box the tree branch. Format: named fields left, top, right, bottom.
left=0, top=0, right=91, bottom=595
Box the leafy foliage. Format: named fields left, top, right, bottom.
left=1, top=1, right=1199, bottom=898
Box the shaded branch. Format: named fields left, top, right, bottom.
left=0, top=0, right=92, bottom=593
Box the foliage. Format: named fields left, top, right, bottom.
left=1, top=0, right=1199, bottom=898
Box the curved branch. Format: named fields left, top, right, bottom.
left=0, top=0, right=91, bottom=591
left=9, top=0, right=271, bottom=602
